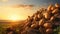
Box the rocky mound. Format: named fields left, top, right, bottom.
left=21, top=3, right=60, bottom=34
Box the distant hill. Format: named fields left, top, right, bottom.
left=0, top=20, right=25, bottom=25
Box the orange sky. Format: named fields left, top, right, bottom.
left=0, top=0, right=51, bottom=20
left=0, top=6, right=37, bottom=20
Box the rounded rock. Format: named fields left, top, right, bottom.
left=43, top=23, right=52, bottom=28
left=43, top=12, right=51, bottom=20
left=55, top=3, right=60, bottom=8
left=52, top=9, right=59, bottom=14
left=46, top=28, right=53, bottom=34
left=39, top=19, right=45, bottom=26
left=47, top=4, right=53, bottom=11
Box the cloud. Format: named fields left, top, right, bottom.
left=12, top=4, right=34, bottom=8
left=0, top=5, right=35, bottom=20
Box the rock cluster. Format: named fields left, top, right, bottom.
left=21, top=3, right=60, bottom=34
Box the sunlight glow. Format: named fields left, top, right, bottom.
left=8, top=15, right=20, bottom=21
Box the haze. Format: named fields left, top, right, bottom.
left=0, top=0, right=60, bottom=20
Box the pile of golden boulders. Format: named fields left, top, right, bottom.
left=21, top=3, right=60, bottom=34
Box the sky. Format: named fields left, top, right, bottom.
left=0, top=0, right=60, bottom=20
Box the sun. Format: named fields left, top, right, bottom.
left=10, top=16, right=18, bottom=20
left=8, top=15, right=20, bottom=21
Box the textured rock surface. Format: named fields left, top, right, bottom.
left=21, top=3, right=60, bottom=34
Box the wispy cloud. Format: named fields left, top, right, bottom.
left=12, top=4, right=34, bottom=8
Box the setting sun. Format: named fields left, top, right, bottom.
left=8, top=15, right=20, bottom=21
left=9, top=16, right=18, bottom=20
